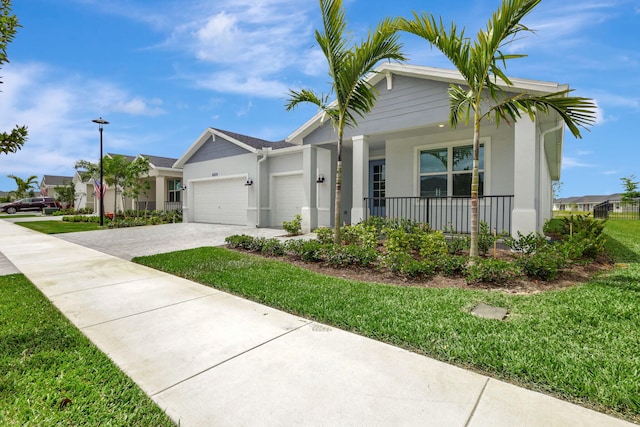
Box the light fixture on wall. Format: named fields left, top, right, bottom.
left=316, top=174, right=325, bottom=183
left=245, top=178, right=253, bottom=186
left=182, top=185, right=187, bottom=191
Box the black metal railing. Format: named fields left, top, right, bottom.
left=594, top=200, right=640, bottom=220
left=364, top=195, right=514, bottom=234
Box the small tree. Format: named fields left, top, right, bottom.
left=54, top=180, right=76, bottom=209
left=620, top=175, right=640, bottom=205
left=122, top=157, right=151, bottom=212
left=0, top=0, right=28, bottom=155
left=7, top=174, right=38, bottom=199
left=552, top=180, right=563, bottom=200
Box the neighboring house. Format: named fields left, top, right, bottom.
left=73, top=171, right=97, bottom=211
left=176, top=63, right=574, bottom=235
left=554, top=194, right=624, bottom=212
left=40, top=175, right=74, bottom=200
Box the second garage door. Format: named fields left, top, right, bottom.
left=274, top=174, right=305, bottom=226
left=193, top=177, right=248, bottom=225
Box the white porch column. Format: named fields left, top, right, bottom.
left=155, top=176, right=166, bottom=211
left=351, top=135, right=369, bottom=223
left=512, top=118, right=539, bottom=235
left=301, top=146, right=318, bottom=233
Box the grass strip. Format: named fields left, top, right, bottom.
left=0, top=274, right=174, bottom=426
left=15, top=220, right=102, bottom=234
left=134, top=224, right=640, bottom=424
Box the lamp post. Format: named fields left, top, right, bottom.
left=92, top=117, right=109, bottom=226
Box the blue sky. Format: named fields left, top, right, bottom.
left=1, top=0, right=639, bottom=198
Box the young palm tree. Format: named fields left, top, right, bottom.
left=7, top=174, right=38, bottom=199
left=286, top=0, right=405, bottom=244
left=398, top=0, right=597, bottom=258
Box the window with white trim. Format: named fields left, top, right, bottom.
left=168, top=179, right=181, bottom=202
left=419, top=144, right=484, bottom=197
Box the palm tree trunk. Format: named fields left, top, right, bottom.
left=469, top=115, right=481, bottom=259
left=333, top=133, right=343, bottom=245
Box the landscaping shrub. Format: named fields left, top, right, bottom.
left=446, top=234, right=470, bottom=255
left=560, top=214, right=606, bottom=239
left=257, top=238, right=285, bottom=257
left=478, top=221, right=500, bottom=256
left=437, top=255, right=467, bottom=277
left=516, top=248, right=567, bottom=281
left=314, top=227, right=334, bottom=245
left=341, top=223, right=379, bottom=248
left=282, top=214, right=302, bottom=236
left=225, top=234, right=256, bottom=250
left=62, top=215, right=102, bottom=223
left=560, top=233, right=607, bottom=261
left=286, top=239, right=324, bottom=262
left=417, top=230, right=448, bottom=259
left=504, top=231, right=549, bottom=255
left=358, top=216, right=388, bottom=235
left=322, top=244, right=378, bottom=268
left=465, top=258, right=521, bottom=285
left=382, top=252, right=437, bottom=278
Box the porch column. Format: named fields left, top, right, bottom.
left=351, top=135, right=369, bottom=223
left=155, top=176, right=166, bottom=211
left=301, top=145, right=318, bottom=233
left=512, top=118, right=539, bottom=235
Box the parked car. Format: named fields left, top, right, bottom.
left=1, top=197, right=61, bottom=214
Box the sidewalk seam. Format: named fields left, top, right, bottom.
left=465, top=377, right=489, bottom=427
left=151, top=320, right=314, bottom=397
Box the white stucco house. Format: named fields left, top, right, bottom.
left=40, top=175, right=73, bottom=199
left=176, top=63, right=571, bottom=235
left=74, top=153, right=182, bottom=213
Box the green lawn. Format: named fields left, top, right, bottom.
left=0, top=214, right=39, bottom=219
left=16, top=220, right=102, bottom=234
left=134, top=220, right=640, bottom=423
left=0, top=274, right=174, bottom=426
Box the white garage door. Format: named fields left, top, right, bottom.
left=274, top=174, right=305, bottom=226
left=193, top=177, right=248, bottom=225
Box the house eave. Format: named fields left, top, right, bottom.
left=174, top=128, right=259, bottom=168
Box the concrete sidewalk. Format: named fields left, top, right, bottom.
left=0, top=221, right=634, bottom=426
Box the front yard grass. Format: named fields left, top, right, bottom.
left=15, top=220, right=102, bottom=234
left=134, top=220, right=640, bottom=423
left=0, top=274, right=174, bottom=426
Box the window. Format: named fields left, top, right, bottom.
left=419, top=143, right=484, bottom=197
left=168, top=179, right=181, bottom=202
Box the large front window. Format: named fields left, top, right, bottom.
left=419, top=144, right=484, bottom=197
left=168, top=179, right=181, bottom=202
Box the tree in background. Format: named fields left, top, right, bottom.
left=7, top=174, right=37, bottom=199
left=286, top=0, right=405, bottom=244
left=54, top=180, right=76, bottom=209
left=552, top=180, right=563, bottom=200
left=620, top=175, right=640, bottom=205
left=122, top=157, right=151, bottom=212
left=75, top=155, right=150, bottom=213
left=0, top=0, right=28, bottom=155
left=399, top=0, right=597, bottom=258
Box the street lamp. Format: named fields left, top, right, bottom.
left=92, top=117, right=109, bottom=226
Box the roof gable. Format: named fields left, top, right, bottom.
left=41, top=175, right=73, bottom=187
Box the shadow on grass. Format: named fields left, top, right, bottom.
left=605, top=235, right=640, bottom=263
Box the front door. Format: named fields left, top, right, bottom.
left=369, top=159, right=386, bottom=217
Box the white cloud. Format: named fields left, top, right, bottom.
left=196, top=72, right=290, bottom=98
left=562, top=156, right=595, bottom=168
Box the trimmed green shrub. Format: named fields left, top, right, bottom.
left=282, top=214, right=302, bottom=236
left=382, top=252, right=436, bottom=278
left=516, top=248, right=567, bottom=281
left=478, top=221, right=499, bottom=256
left=314, top=227, right=334, bottom=245
left=225, top=234, right=255, bottom=250
left=446, top=234, right=470, bottom=255
left=504, top=231, right=549, bottom=255
left=437, top=255, right=467, bottom=277
left=322, top=244, right=378, bottom=268
left=286, top=239, right=324, bottom=262
left=417, top=230, right=448, bottom=259
left=466, top=258, right=521, bottom=285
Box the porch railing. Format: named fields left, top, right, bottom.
left=164, top=201, right=182, bottom=212
left=363, top=195, right=514, bottom=234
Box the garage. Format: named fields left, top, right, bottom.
left=192, top=177, right=248, bottom=225
left=273, top=174, right=305, bottom=226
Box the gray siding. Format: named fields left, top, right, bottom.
left=186, top=135, right=250, bottom=164
left=303, top=76, right=452, bottom=144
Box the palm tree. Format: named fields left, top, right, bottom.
left=7, top=174, right=38, bottom=199
left=286, top=0, right=405, bottom=244
left=398, top=0, right=597, bottom=258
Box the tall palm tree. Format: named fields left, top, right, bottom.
left=7, top=174, right=38, bottom=199
left=398, top=0, right=597, bottom=258
left=286, top=0, right=405, bottom=244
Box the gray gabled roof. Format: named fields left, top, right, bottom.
left=140, top=154, right=179, bottom=169
left=211, top=128, right=294, bottom=150
left=107, top=153, right=137, bottom=162
left=42, top=175, right=74, bottom=186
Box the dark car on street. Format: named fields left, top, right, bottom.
left=1, top=197, right=61, bottom=214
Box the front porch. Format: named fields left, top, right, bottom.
left=363, top=195, right=514, bottom=234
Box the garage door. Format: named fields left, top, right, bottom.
left=274, top=174, right=304, bottom=226
left=193, top=177, right=248, bottom=225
